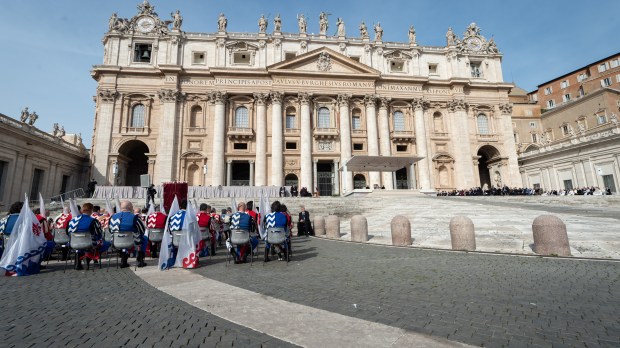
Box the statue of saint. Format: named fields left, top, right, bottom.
left=59, top=126, right=66, bottom=137
left=494, top=172, right=502, bottom=188
left=465, top=22, right=480, bottom=37
left=359, top=22, right=368, bottom=39
left=258, top=14, right=268, bottom=33
left=446, top=27, right=457, bottom=46
left=486, top=38, right=499, bottom=53
left=274, top=14, right=282, bottom=32
left=218, top=13, right=227, bottom=32
left=336, top=17, right=345, bottom=36
left=171, top=10, right=182, bottom=30
left=319, top=12, right=329, bottom=35
left=374, top=22, right=383, bottom=41
left=108, top=13, right=118, bottom=31
left=578, top=123, right=586, bottom=134
left=28, top=112, right=38, bottom=126
left=297, top=14, right=307, bottom=33
left=408, top=25, right=416, bottom=44
left=610, top=113, right=618, bottom=124
left=20, top=107, right=29, bottom=122
left=52, top=123, right=59, bottom=137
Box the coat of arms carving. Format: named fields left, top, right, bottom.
left=317, top=52, right=332, bottom=72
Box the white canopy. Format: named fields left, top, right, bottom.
left=340, top=155, right=424, bottom=172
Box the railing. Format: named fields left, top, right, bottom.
left=477, top=134, right=498, bottom=141
left=49, top=188, right=86, bottom=202
left=432, top=132, right=449, bottom=137
left=284, top=128, right=299, bottom=134
left=0, top=113, right=86, bottom=153
left=351, top=129, right=367, bottom=136
left=390, top=130, right=415, bottom=141
left=230, top=180, right=250, bottom=186
left=313, top=127, right=339, bottom=138
left=185, top=127, right=206, bottom=133
left=122, top=126, right=147, bottom=134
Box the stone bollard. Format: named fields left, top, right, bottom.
left=325, top=215, right=340, bottom=239
left=314, top=216, right=326, bottom=236
left=449, top=216, right=476, bottom=251
left=532, top=215, right=571, bottom=256
left=350, top=215, right=368, bottom=242
left=391, top=215, right=412, bottom=246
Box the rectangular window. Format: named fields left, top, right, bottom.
left=562, top=94, right=571, bottom=102
left=598, top=63, right=608, bottom=72
left=616, top=74, right=620, bottom=83
left=428, top=64, right=438, bottom=75
left=530, top=94, right=538, bottom=102
left=285, top=142, right=297, bottom=150
left=133, top=43, right=152, bottom=63
left=470, top=63, right=483, bottom=78
left=563, top=179, right=573, bottom=191
left=285, top=52, right=296, bottom=60
left=560, top=80, right=569, bottom=88
left=597, top=114, right=607, bottom=125
left=351, top=116, right=361, bottom=130
left=192, top=52, right=205, bottom=65
left=544, top=87, right=552, bottom=95
left=396, top=145, right=408, bottom=152
left=561, top=124, right=569, bottom=135
left=513, top=133, right=518, bottom=142
left=602, top=174, right=617, bottom=193
left=353, top=143, right=364, bottom=151
left=285, top=115, right=295, bottom=129
left=578, top=87, right=585, bottom=97
left=233, top=143, right=248, bottom=150
left=611, top=59, right=619, bottom=68
left=390, top=61, right=404, bottom=72
left=60, top=175, right=70, bottom=195
left=547, top=99, right=555, bottom=108
left=601, top=77, right=612, bottom=87
left=526, top=110, right=533, bottom=116
left=531, top=133, right=538, bottom=143
left=30, top=168, right=44, bottom=200
left=233, top=52, right=251, bottom=64
left=0, top=160, right=7, bottom=200
left=529, top=121, right=536, bottom=128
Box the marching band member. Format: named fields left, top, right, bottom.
left=109, top=200, right=146, bottom=268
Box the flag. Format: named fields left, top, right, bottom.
left=174, top=199, right=201, bottom=269
left=158, top=196, right=179, bottom=270
left=258, top=191, right=271, bottom=239
left=69, top=198, right=79, bottom=217
left=115, top=197, right=122, bottom=213
left=0, top=196, right=47, bottom=276
left=38, top=193, right=45, bottom=218
left=105, top=197, right=113, bottom=216
left=60, top=196, right=66, bottom=212
left=159, top=199, right=166, bottom=215
left=145, top=199, right=155, bottom=238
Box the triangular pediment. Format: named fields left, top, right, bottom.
left=268, top=47, right=380, bottom=77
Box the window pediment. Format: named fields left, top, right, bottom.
left=383, top=50, right=412, bottom=61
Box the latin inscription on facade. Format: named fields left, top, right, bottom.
left=318, top=141, right=333, bottom=151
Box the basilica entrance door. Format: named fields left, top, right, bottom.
left=395, top=167, right=408, bottom=189
left=231, top=162, right=250, bottom=186
left=118, top=140, right=149, bottom=186
left=317, top=162, right=333, bottom=196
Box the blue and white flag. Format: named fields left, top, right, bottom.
left=158, top=196, right=179, bottom=270
left=0, top=196, right=47, bottom=276
left=174, top=199, right=201, bottom=269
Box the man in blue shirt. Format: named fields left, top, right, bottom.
left=109, top=201, right=146, bottom=268
left=264, top=200, right=288, bottom=262
left=228, top=202, right=257, bottom=264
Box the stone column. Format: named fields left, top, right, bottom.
left=253, top=93, right=268, bottom=186
left=333, top=159, right=340, bottom=195
left=364, top=94, right=381, bottom=188
left=299, top=93, right=313, bottom=191
left=409, top=163, right=417, bottom=189
left=412, top=98, right=431, bottom=191
left=499, top=103, right=522, bottom=187
left=313, top=159, right=318, bottom=193
left=226, top=160, right=232, bottom=186
left=270, top=92, right=284, bottom=186
left=378, top=97, right=393, bottom=189
left=157, top=89, right=184, bottom=183
left=448, top=99, right=475, bottom=189
left=249, top=160, right=255, bottom=186
left=338, top=94, right=353, bottom=193
left=92, top=89, right=118, bottom=185
left=209, top=91, right=227, bottom=186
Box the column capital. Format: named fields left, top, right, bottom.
left=208, top=91, right=228, bottom=104
left=447, top=98, right=468, bottom=112
left=298, top=92, right=312, bottom=105
left=98, top=89, right=118, bottom=102
left=158, top=89, right=185, bottom=102
left=337, top=94, right=352, bottom=107
left=363, top=94, right=377, bottom=107
left=253, top=92, right=269, bottom=106
left=227, top=159, right=233, bottom=164
left=270, top=91, right=284, bottom=104
left=499, top=103, right=513, bottom=115
left=411, top=97, right=429, bottom=111
left=378, top=97, right=391, bottom=109
left=249, top=160, right=255, bottom=164
left=332, top=159, right=340, bottom=164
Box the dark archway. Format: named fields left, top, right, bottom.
left=353, top=174, right=367, bottom=189
left=231, top=162, right=250, bottom=186
left=395, top=167, right=408, bottom=189
left=285, top=173, right=298, bottom=187
left=477, top=145, right=501, bottom=189
left=118, top=140, right=149, bottom=186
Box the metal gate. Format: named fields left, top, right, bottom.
left=317, top=172, right=333, bottom=196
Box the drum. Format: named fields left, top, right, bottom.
left=149, top=228, right=164, bottom=242
left=53, top=228, right=70, bottom=245
left=230, top=229, right=249, bottom=245
left=172, top=231, right=184, bottom=247
left=199, top=227, right=210, bottom=241
left=70, top=232, right=93, bottom=250
left=113, top=232, right=135, bottom=250
left=266, top=227, right=286, bottom=245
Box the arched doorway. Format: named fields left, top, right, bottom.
left=285, top=173, right=298, bottom=187
left=118, top=140, right=149, bottom=186
left=353, top=174, right=367, bottom=189
left=477, top=145, right=501, bottom=189
left=395, top=167, right=408, bottom=189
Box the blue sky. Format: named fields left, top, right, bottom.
left=0, top=0, right=618, bottom=148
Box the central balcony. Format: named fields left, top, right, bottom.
left=313, top=127, right=339, bottom=140
left=390, top=130, right=415, bottom=142
left=227, top=127, right=254, bottom=140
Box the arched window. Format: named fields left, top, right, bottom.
left=190, top=106, right=202, bottom=128
left=318, top=107, right=330, bottom=128
left=393, top=111, right=405, bottom=131
left=353, top=174, right=367, bottom=189
left=351, top=108, right=362, bottom=130
left=235, top=106, right=249, bottom=128
left=433, top=112, right=443, bottom=132
left=131, top=104, right=145, bottom=128
left=285, top=107, right=296, bottom=129
left=477, top=113, right=489, bottom=134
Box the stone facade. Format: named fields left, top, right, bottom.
left=0, top=112, right=89, bottom=209
left=91, top=1, right=520, bottom=194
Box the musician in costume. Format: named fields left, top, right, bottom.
left=54, top=207, right=73, bottom=261
left=167, top=199, right=200, bottom=269
left=196, top=204, right=213, bottom=257
left=0, top=202, right=23, bottom=259
left=67, top=203, right=110, bottom=270
left=146, top=206, right=167, bottom=258
left=33, top=208, right=55, bottom=263
left=228, top=201, right=258, bottom=264
left=264, top=200, right=289, bottom=262
left=109, top=200, right=146, bottom=268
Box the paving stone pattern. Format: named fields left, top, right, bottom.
left=194, top=238, right=620, bottom=348
left=0, top=262, right=298, bottom=348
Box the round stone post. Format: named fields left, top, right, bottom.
left=350, top=215, right=368, bottom=242
left=314, top=216, right=326, bottom=236
left=325, top=215, right=340, bottom=239
left=390, top=215, right=411, bottom=246
left=532, top=215, right=571, bottom=256
left=449, top=216, right=476, bottom=251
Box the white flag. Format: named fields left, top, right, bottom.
left=105, top=197, right=113, bottom=216
left=159, top=199, right=166, bottom=215
left=38, top=193, right=45, bottom=218
left=69, top=198, right=79, bottom=217
left=0, top=196, right=47, bottom=276
left=174, top=199, right=201, bottom=269
left=158, top=196, right=179, bottom=270
left=115, top=197, right=122, bottom=214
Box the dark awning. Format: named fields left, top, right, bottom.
left=339, top=155, right=424, bottom=172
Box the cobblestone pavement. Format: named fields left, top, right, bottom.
left=0, top=261, right=298, bottom=348
left=192, top=237, right=620, bottom=348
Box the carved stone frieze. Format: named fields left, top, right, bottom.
left=298, top=92, right=311, bottom=105
left=499, top=103, right=513, bottom=114
left=447, top=98, right=468, bottom=112
left=337, top=94, right=351, bottom=107
left=98, top=89, right=118, bottom=102
left=253, top=92, right=269, bottom=106
left=363, top=94, right=377, bottom=107
left=411, top=97, right=429, bottom=111
left=208, top=91, right=228, bottom=104
left=158, top=89, right=184, bottom=102
left=378, top=97, right=392, bottom=109
left=270, top=91, right=283, bottom=104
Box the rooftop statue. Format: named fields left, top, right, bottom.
left=446, top=27, right=457, bottom=46
left=359, top=22, right=368, bottom=39
left=28, top=112, right=38, bottom=126
left=336, top=17, right=345, bottom=36
left=274, top=14, right=282, bottom=32
left=319, top=12, right=329, bottom=35
left=20, top=107, right=29, bottom=123
left=297, top=14, right=307, bottom=33
left=218, top=13, right=227, bottom=32
left=374, top=22, right=383, bottom=41
left=171, top=10, right=182, bottom=30
left=137, top=0, right=156, bottom=15
left=408, top=25, right=416, bottom=45
left=258, top=14, right=268, bottom=33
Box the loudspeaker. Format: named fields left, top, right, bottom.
left=140, top=174, right=151, bottom=188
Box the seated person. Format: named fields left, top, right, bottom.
left=67, top=203, right=111, bottom=270
left=53, top=208, right=73, bottom=260
left=0, top=202, right=23, bottom=259
left=264, top=200, right=289, bottom=262
left=196, top=204, right=212, bottom=257
left=146, top=206, right=167, bottom=258
left=33, top=208, right=55, bottom=264
left=228, top=202, right=258, bottom=264
left=109, top=201, right=146, bottom=268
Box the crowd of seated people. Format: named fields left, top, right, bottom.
left=438, top=186, right=613, bottom=196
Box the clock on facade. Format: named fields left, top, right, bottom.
left=136, top=16, right=155, bottom=33
left=464, top=37, right=483, bottom=52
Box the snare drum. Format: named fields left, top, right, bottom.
left=149, top=228, right=164, bottom=242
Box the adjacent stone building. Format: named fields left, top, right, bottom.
left=0, top=111, right=89, bottom=209
left=91, top=1, right=520, bottom=195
